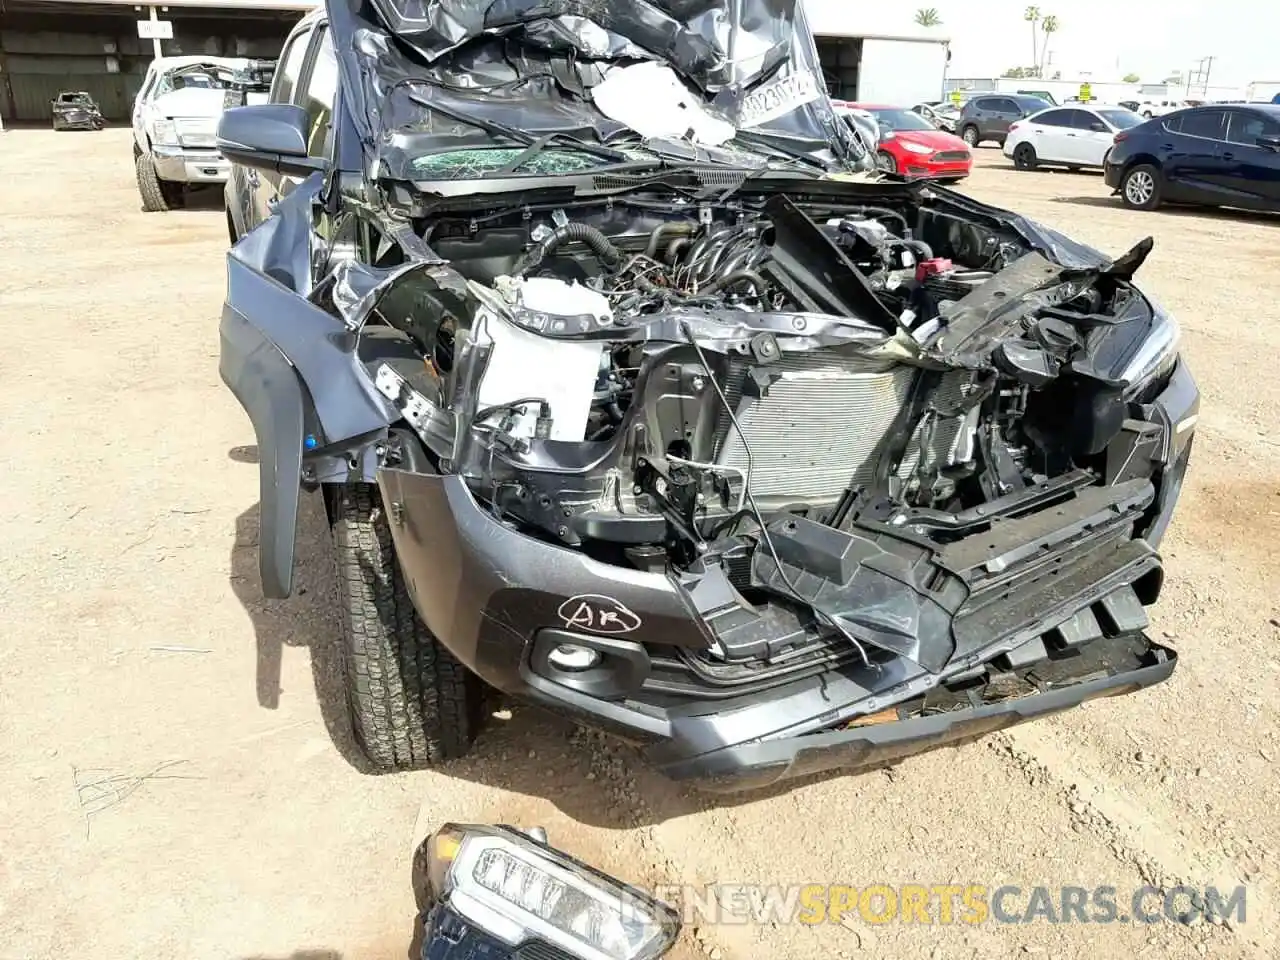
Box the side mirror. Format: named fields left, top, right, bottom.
left=1257, top=133, right=1280, bottom=152
left=216, top=103, right=326, bottom=178
left=1091, top=121, right=1108, bottom=133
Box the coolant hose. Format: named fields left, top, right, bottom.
left=645, top=222, right=696, bottom=259
left=850, top=205, right=911, bottom=236
left=699, top=269, right=767, bottom=295
left=516, top=222, right=623, bottom=276
left=900, top=239, right=935, bottom=261
left=665, top=236, right=692, bottom=263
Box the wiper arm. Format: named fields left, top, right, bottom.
left=405, top=92, right=627, bottom=165
left=493, top=132, right=631, bottom=174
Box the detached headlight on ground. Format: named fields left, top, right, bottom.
left=427, top=824, right=680, bottom=960
left=1121, top=302, right=1181, bottom=397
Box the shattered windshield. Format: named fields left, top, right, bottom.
left=410, top=148, right=609, bottom=178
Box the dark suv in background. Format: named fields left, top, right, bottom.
left=1105, top=104, right=1280, bottom=211
left=959, top=94, right=1052, bottom=148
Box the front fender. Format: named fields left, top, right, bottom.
left=219, top=306, right=305, bottom=599
left=220, top=185, right=397, bottom=597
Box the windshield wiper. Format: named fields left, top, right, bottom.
left=405, top=92, right=628, bottom=166
left=491, top=132, right=636, bottom=174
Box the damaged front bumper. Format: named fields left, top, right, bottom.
left=375, top=360, right=1195, bottom=791
left=151, top=145, right=230, bottom=183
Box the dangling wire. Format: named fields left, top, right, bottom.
left=680, top=320, right=873, bottom=669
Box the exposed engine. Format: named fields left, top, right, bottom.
left=370, top=188, right=1160, bottom=605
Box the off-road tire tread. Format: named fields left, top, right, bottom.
left=135, top=152, right=182, bottom=212
left=330, top=483, right=480, bottom=771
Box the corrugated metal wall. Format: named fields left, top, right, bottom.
left=0, top=6, right=297, bottom=122
left=5, top=59, right=145, bottom=119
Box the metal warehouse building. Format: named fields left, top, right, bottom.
left=0, top=0, right=314, bottom=122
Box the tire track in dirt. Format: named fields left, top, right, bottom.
left=992, top=730, right=1251, bottom=947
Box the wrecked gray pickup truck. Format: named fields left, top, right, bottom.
left=216, top=0, right=1196, bottom=790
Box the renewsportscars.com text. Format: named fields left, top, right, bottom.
left=643, top=883, right=1248, bottom=927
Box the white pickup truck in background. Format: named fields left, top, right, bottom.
left=131, top=56, right=274, bottom=213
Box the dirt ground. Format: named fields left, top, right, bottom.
left=1, top=129, right=1278, bottom=960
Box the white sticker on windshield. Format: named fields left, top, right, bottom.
left=738, top=70, right=821, bottom=130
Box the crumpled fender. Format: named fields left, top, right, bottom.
left=219, top=306, right=305, bottom=599
left=219, top=181, right=395, bottom=597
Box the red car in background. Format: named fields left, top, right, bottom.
left=833, top=101, right=974, bottom=182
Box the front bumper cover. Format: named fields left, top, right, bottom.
left=375, top=361, right=1196, bottom=790
left=152, top=145, right=230, bottom=183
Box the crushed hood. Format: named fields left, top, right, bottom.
left=325, top=0, right=863, bottom=182
left=367, top=0, right=797, bottom=91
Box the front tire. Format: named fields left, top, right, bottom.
left=875, top=150, right=898, bottom=174
left=329, top=483, right=482, bottom=772
left=961, top=125, right=980, bottom=147
left=135, top=151, right=184, bottom=212
left=1013, top=142, right=1038, bottom=170
left=1120, top=163, right=1162, bottom=210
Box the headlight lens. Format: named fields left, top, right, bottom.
left=428, top=824, right=679, bottom=960
left=902, top=141, right=933, bottom=154
left=151, top=118, right=178, bottom=146
left=1120, top=302, right=1181, bottom=396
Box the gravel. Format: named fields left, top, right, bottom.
left=0, top=135, right=1275, bottom=960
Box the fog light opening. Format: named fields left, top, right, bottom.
left=547, top=643, right=601, bottom=672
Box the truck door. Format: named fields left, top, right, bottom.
left=242, top=25, right=315, bottom=231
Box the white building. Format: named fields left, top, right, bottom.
left=803, top=0, right=952, bottom=104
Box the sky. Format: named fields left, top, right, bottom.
left=919, top=0, right=1278, bottom=87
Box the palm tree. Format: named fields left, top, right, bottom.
left=1024, top=7, right=1041, bottom=72
left=1039, top=15, right=1060, bottom=74
left=915, top=8, right=943, bottom=28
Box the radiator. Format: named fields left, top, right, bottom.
left=713, top=353, right=974, bottom=507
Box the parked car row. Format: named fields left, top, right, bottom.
left=990, top=98, right=1280, bottom=214
left=957, top=94, right=1055, bottom=147
left=1105, top=104, right=1280, bottom=212
left=1002, top=104, right=1143, bottom=171
left=911, top=100, right=960, bottom=133
left=832, top=101, right=973, bottom=182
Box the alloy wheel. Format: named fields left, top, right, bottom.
left=1125, top=170, right=1156, bottom=206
